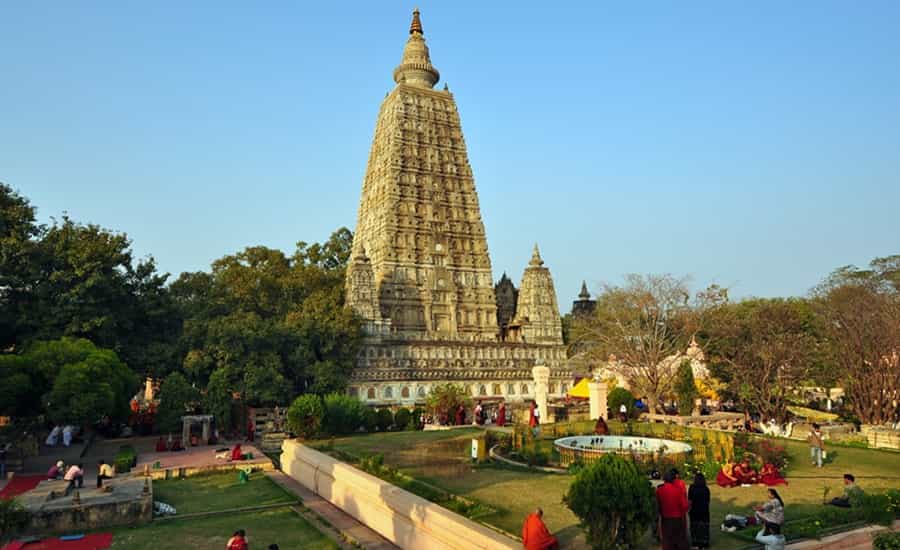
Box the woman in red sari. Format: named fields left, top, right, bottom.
left=497, top=402, right=506, bottom=427
left=716, top=462, right=739, bottom=488
left=759, top=463, right=787, bottom=486
left=231, top=443, right=243, bottom=461
left=522, top=508, right=558, bottom=550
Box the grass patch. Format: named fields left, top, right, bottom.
left=152, top=471, right=296, bottom=514
left=111, top=507, right=336, bottom=550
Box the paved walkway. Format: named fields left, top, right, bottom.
left=266, top=470, right=398, bottom=550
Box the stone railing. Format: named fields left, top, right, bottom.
left=280, top=439, right=518, bottom=550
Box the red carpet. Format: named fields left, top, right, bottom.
left=0, top=475, right=44, bottom=499
left=1, top=533, right=112, bottom=550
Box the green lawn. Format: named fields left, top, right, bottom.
left=318, top=428, right=900, bottom=549
left=152, top=470, right=297, bottom=514
left=109, top=472, right=335, bottom=550
left=111, top=508, right=337, bottom=550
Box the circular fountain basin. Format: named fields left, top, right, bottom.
left=554, top=435, right=692, bottom=467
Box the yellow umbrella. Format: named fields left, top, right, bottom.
left=567, top=377, right=591, bottom=399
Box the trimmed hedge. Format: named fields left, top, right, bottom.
left=114, top=444, right=137, bottom=473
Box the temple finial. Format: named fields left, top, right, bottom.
left=579, top=280, right=590, bottom=299
left=394, top=9, right=440, bottom=88
left=530, top=243, right=544, bottom=266
left=410, top=8, right=423, bottom=35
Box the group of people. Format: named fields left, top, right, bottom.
left=472, top=400, right=508, bottom=426
left=44, top=425, right=78, bottom=447
left=655, top=469, right=709, bottom=550
left=46, top=459, right=116, bottom=493
left=716, top=458, right=787, bottom=488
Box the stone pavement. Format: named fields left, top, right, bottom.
left=266, top=470, right=398, bottom=550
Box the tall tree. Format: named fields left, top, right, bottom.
left=814, top=256, right=900, bottom=425
left=705, top=299, right=820, bottom=423
left=0, top=183, right=42, bottom=349
left=572, top=274, right=725, bottom=412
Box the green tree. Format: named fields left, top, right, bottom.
left=287, top=394, right=325, bottom=439
left=0, top=183, right=42, bottom=350
left=813, top=256, right=900, bottom=425
left=39, top=338, right=139, bottom=425
left=563, top=453, right=655, bottom=549
left=203, top=368, right=234, bottom=433
left=607, top=387, right=635, bottom=418
left=0, top=355, right=35, bottom=417
left=674, top=359, right=698, bottom=416
left=704, top=298, right=821, bottom=423
left=156, top=372, right=199, bottom=433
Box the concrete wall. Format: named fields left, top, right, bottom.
left=280, top=439, right=518, bottom=550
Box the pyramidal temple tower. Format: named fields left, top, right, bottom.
left=346, top=10, right=570, bottom=405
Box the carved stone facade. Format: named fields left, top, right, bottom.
left=346, top=10, right=570, bottom=404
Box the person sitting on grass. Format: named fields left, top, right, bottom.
left=226, top=529, right=248, bottom=550
left=828, top=474, right=862, bottom=508
left=231, top=443, right=243, bottom=461
left=522, top=508, right=558, bottom=550
left=754, top=488, right=784, bottom=527
left=733, top=458, right=759, bottom=486
left=759, top=463, right=787, bottom=486
left=754, top=521, right=786, bottom=550
left=716, top=462, right=739, bottom=488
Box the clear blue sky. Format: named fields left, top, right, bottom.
left=2, top=2, right=898, bottom=306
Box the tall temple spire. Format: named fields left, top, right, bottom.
left=409, top=7, right=423, bottom=34
left=579, top=280, right=590, bottom=300
left=393, top=8, right=440, bottom=88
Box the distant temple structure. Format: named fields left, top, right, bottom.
left=571, top=281, right=596, bottom=317
left=345, top=10, right=571, bottom=405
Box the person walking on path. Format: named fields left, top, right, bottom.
left=688, top=473, right=710, bottom=549
left=808, top=423, right=825, bottom=468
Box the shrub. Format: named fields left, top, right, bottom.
left=322, top=393, right=364, bottom=435
left=287, top=394, right=325, bottom=439
left=674, top=359, right=698, bottom=416
left=410, top=407, right=425, bottom=430
left=361, top=407, right=378, bottom=432
left=393, top=408, right=411, bottom=430
left=376, top=408, right=393, bottom=432
left=874, top=531, right=900, bottom=550
left=563, top=453, right=655, bottom=550
left=607, top=387, right=636, bottom=418
left=0, top=498, right=30, bottom=541
left=114, top=445, right=137, bottom=474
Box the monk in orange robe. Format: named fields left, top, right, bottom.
left=231, top=443, right=243, bottom=461
left=733, top=459, right=758, bottom=485
left=716, top=462, right=739, bottom=488
left=522, top=508, right=558, bottom=550
left=759, top=463, right=787, bottom=486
